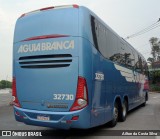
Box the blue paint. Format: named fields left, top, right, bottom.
left=13, top=5, right=148, bottom=129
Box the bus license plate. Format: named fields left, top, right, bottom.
left=37, top=116, right=50, bottom=121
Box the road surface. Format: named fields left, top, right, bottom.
left=0, top=90, right=160, bottom=139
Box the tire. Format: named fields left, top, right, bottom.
left=142, top=95, right=146, bottom=107
left=142, top=94, right=147, bottom=106
left=142, top=101, right=146, bottom=106
left=119, top=100, right=127, bottom=122
left=108, top=102, right=119, bottom=127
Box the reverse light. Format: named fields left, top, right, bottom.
left=70, top=77, right=88, bottom=111
left=77, top=99, right=87, bottom=106
left=12, top=77, right=21, bottom=107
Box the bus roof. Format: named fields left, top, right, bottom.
left=19, top=4, right=79, bottom=19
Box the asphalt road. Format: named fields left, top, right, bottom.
left=0, top=91, right=160, bottom=139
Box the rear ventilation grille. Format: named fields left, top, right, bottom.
left=19, top=54, right=72, bottom=69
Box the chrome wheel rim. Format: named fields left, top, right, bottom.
left=122, top=103, right=126, bottom=117
left=114, top=106, right=118, bottom=121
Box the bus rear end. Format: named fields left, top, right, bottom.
left=13, top=5, right=91, bottom=129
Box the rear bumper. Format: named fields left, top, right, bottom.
left=13, top=106, right=90, bottom=129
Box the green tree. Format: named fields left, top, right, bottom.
left=0, top=80, right=12, bottom=89
left=147, top=57, right=154, bottom=64
left=0, top=82, right=3, bottom=89
left=149, top=37, right=160, bottom=62
left=147, top=37, right=160, bottom=85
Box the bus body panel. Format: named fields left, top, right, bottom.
left=14, top=8, right=79, bottom=43
left=13, top=5, right=148, bottom=129
left=14, top=36, right=92, bottom=129
left=14, top=36, right=80, bottom=112
left=14, top=106, right=91, bottom=129
left=90, top=51, right=147, bottom=127
left=87, top=5, right=147, bottom=125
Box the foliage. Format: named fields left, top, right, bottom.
left=147, top=57, right=154, bottom=64
left=147, top=37, right=160, bottom=85
left=149, top=84, right=160, bottom=92
left=0, top=80, right=12, bottom=89
left=149, top=70, right=160, bottom=84
left=149, top=37, right=160, bottom=62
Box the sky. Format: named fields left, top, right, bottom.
left=0, top=0, right=160, bottom=81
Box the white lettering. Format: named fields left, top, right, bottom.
left=70, top=40, right=74, bottom=49
left=95, top=73, right=104, bottom=81
left=41, top=43, right=46, bottom=50
left=63, top=41, right=70, bottom=49
left=53, top=94, right=74, bottom=100
left=18, top=40, right=75, bottom=53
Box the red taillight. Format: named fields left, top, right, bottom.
left=71, top=116, right=79, bottom=121
left=40, top=6, right=54, bottom=11
left=19, top=5, right=79, bottom=19
left=15, top=111, right=20, bottom=116
left=12, top=77, right=21, bottom=107
left=21, top=34, right=69, bottom=42
left=19, top=14, right=25, bottom=18
left=70, top=77, right=88, bottom=111
left=144, top=81, right=149, bottom=90
left=73, top=4, right=79, bottom=8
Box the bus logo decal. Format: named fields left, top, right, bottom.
left=95, top=73, right=104, bottom=81
left=18, top=40, right=74, bottom=53
left=114, top=64, right=145, bottom=83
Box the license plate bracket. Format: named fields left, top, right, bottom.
left=37, top=115, right=50, bottom=121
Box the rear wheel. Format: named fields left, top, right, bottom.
left=108, top=102, right=119, bottom=127
left=142, top=93, right=148, bottom=107
left=142, top=100, right=146, bottom=106
left=119, top=100, right=127, bottom=122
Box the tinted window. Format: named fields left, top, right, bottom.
left=142, top=60, right=148, bottom=75
left=90, top=15, right=143, bottom=70
left=134, top=53, right=143, bottom=73
left=91, top=16, right=99, bottom=52
left=107, top=30, right=118, bottom=60
left=97, top=22, right=107, bottom=57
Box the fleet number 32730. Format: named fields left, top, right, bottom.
left=53, top=94, right=74, bottom=100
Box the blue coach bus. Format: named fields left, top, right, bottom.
left=13, top=5, right=149, bottom=129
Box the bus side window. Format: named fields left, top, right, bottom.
left=90, top=15, right=118, bottom=60
left=124, top=47, right=135, bottom=69
left=143, top=61, right=148, bottom=76
left=97, top=22, right=107, bottom=58
left=113, top=41, right=134, bottom=69
left=91, top=15, right=99, bottom=52
left=134, top=55, right=143, bottom=73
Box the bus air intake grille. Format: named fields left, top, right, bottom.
left=19, top=54, right=72, bottom=69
